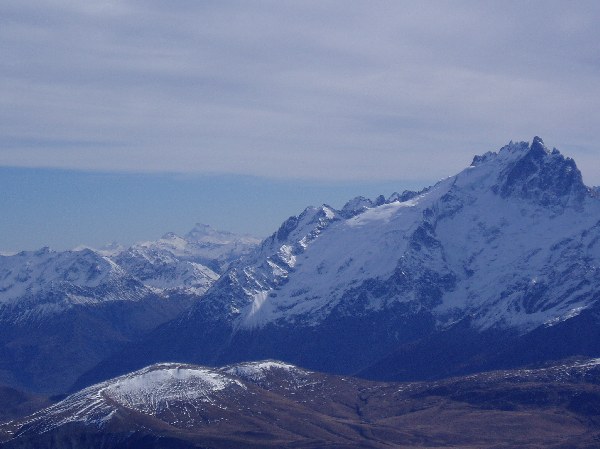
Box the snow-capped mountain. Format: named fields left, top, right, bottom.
left=5, top=137, right=600, bottom=448
left=131, top=223, right=260, bottom=273
left=207, top=136, right=597, bottom=332
left=0, top=248, right=150, bottom=319
left=112, top=224, right=259, bottom=295
left=113, top=243, right=219, bottom=295
left=183, top=223, right=261, bottom=269
left=4, top=358, right=600, bottom=449
left=0, top=224, right=260, bottom=318
left=0, top=225, right=259, bottom=394
left=3, top=361, right=309, bottom=436
left=86, top=137, right=600, bottom=382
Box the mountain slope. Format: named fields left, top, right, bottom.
left=0, top=246, right=196, bottom=394
left=80, top=137, right=600, bottom=384
left=221, top=136, right=596, bottom=333
left=4, top=359, right=600, bottom=449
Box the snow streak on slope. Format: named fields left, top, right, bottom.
left=6, top=364, right=236, bottom=434
left=224, top=360, right=303, bottom=382
left=105, top=365, right=239, bottom=413
left=3, top=362, right=311, bottom=435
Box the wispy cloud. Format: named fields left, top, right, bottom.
left=1, top=0, right=600, bottom=181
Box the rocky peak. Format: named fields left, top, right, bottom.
left=340, top=196, right=373, bottom=218
left=466, top=137, right=587, bottom=208
left=496, top=137, right=586, bottom=207
left=185, top=223, right=223, bottom=242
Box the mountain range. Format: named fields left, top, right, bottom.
left=78, top=136, right=600, bottom=387
left=1, top=136, right=600, bottom=447
left=0, top=225, right=259, bottom=393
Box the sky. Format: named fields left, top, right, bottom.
left=1, top=1, right=600, bottom=251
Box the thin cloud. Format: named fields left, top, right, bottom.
left=1, top=0, right=599, bottom=182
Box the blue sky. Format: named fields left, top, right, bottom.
left=1, top=1, right=600, bottom=250
left=0, top=166, right=426, bottom=251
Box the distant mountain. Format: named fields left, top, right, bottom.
left=81, top=137, right=600, bottom=384
left=0, top=226, right=259, bottom=394
left=113, top=223, right=259, bottom=294
left=182, top=223, right=261, bottom=270
left=0, top=247, right=157, bottom=317
left=72, top=223, right=260, bottom=296
left=3, top=358, right=600, bottom=448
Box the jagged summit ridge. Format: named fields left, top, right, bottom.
left=337, top=137, right=585, bottom=224
left=497, top=137, right=586, bottom=206
left=469, top=137, right=587, bottom=207
left=181, top=137, right=600, bottom=340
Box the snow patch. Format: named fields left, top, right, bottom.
left=224, top=361, right=300, bottom=381
left=106, top=364, right=236, bottom=412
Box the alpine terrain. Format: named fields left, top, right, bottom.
left=0, top=225, right=259, bottom=393
left=80, top=137, right=600, bottom=386
left=2, top=136, right=600, bottom=448
left=3, top=358, right=600, bottom=448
